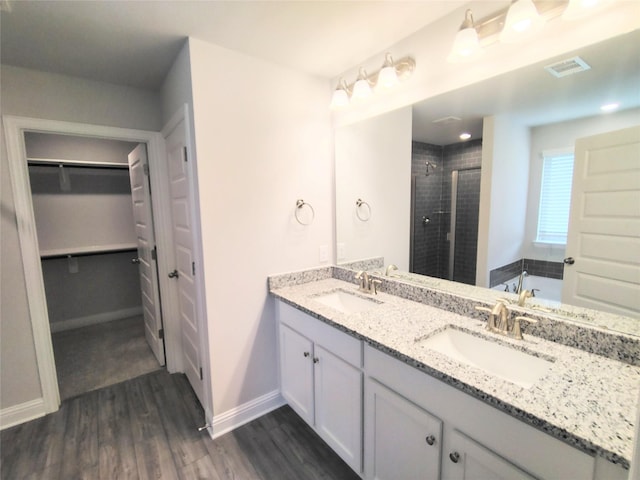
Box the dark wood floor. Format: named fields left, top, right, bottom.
left=1, top=370, right=360, bottom=480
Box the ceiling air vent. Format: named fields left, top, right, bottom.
left=544, top=56, right=591, bottom=78
left=432, top=116, right=461, bottom=125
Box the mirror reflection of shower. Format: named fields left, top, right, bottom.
left=410, top=140, right=482, bottom=285
left=425, top=161, right=437, bottom=176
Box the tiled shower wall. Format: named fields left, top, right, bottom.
left=411, top=139, right=482, bottom=284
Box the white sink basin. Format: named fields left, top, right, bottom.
left=418, top=327, right=553, bottom=389
left=313, top=289, right=381, bottom=314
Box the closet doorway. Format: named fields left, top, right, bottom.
left=25, top=132, right=163, bottom=401
left=4, top=113, right=210, bottom=423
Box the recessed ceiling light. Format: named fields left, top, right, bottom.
left=600, top=102, right=620, bottom=112
left=459, top=132, right=472, bottom=141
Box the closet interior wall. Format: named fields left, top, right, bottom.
left=25, top=132, right=142, bottom=332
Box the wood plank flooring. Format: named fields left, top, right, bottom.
left=0, top=371, right=360, bottom=480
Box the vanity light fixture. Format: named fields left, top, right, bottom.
left=446, top=1, right=611, bottom=64
left=500, top=0, right=545, bottom=43
left=330, top=78, right=351, bottom=109
left=330, top=53, right=416, bottom=108
left=377, top=53, right=400, bottom=89
left=447, top=9, right=484, bottom=62
left=352, top=67, right=373, bottom=101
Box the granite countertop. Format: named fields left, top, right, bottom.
left=270, top=277, right=640, bottom=469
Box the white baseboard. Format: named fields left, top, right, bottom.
left=0, top=397, right=46, bottom=430
left=50, top=306, right=143, bottom=333
left=208, top=390, right=285, bottom=440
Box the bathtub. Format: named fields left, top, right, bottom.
left=492, top=275, right=563, bottom=302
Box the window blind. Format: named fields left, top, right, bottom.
left=536, top=152, right=574, bottom=244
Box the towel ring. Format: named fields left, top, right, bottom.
left=356, top=198, right=371, bottom=222
left=295, top=199, right=315, bottom=226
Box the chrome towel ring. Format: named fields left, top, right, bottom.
left=356, top=198, right=371, bottom=221
left=295, top=199, right=315, bottom=225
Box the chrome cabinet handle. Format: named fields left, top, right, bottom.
left=425, top=435, right=436, bottom=446
left=168, top=269, right=179, bottom=279
left=131, top=258, right=141, bottom=264
left=449, top=452, right=460, bottom=463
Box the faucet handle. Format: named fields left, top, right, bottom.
left=512, top=316, right=537, bottom=340
left=370, top=278, right=382, bottom=294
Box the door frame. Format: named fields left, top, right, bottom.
left=3, top=114, right=182, bottom=420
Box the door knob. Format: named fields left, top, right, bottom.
left=563, top=257, right=575, bottom=265
left=425, top=435, right=436, bottom=446
left=449, top=451, right=460, bottom=463
left=131, top=258, right=141, bottom=264
left=168, top=269, right=179, bottom=279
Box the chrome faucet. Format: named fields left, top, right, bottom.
left=355, top=271, right=382, bottom=295
left=515, top=270, right=529, bottom=294
left=385, top=264, right=398, bottom=276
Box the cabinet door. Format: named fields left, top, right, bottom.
left=444, top=429, right=536, bottom=480
left=314, top=344, right=363, bottom=473
left=280, top=324, right=315, bottom=425
left=365, top=379, right=442, bottom=480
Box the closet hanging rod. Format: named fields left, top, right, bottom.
left=40, top=246, right=138, bottom=260
left=27, top=157, right=130, bottom=169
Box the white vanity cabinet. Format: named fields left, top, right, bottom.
left=364, top=345, right=596, bottom=480
left=277, top=301, right=363, bottom=474
left=365, top=378, right=442, bottom=479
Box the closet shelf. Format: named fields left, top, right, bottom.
left=27, top=157, right=129, bottom=169
left=40, top=243, right=138, bottom=259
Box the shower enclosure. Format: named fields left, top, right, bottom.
left=410, top=140, right=482, bottom=285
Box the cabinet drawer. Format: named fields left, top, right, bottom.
left=278, top=301, right=362, bottom=367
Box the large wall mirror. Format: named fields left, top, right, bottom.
left=335, top=30, right=640, bottom=335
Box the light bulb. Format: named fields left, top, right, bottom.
left=330, top=79, right=350, bottom=109
left=377, top=53, right=399, bottom=90
left=447, top=10, right=484, bottom=63
left=500, top=0, right=544, bottom=44
left=352, top=68, right=372, bottom=101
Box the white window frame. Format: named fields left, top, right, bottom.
left=535, top=148, right=574, bottom=245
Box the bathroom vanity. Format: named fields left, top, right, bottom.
left=269, top=266, right=640, bottom=480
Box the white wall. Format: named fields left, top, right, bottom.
left=476, top=115, right=530, bottom=287
left=0, top=64, right=161, bottom=412
left=335, top=107, right=412, bottom=269
left=187, top=38, right=333, bottom=416
left=523, top=108, right=640, bottom=262
left=160, top=41, right=193, bottom=126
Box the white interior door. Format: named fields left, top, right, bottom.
left=562, top=125, right=640, bottom=317
left=128, top=144, right=165, bottom=365
left=165, top=121, right=204, bottom=405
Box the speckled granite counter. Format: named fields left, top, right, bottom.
left=269, top=274, right=640, bottom=470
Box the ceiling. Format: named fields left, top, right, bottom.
left=412, top=29, right=640, bottom=145
left=0, top=0, right=466, bottom=90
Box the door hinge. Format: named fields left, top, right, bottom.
left=143, top=163, right=150, bottom=176
left=159, top=328, right=164, bottom=340
left=151, top=246, right=157, bottom=261
left=183, top=146, right=188, bottom=162
left=192, top=261, right=196, bottom=276
left=199, top=367, right=203, bottom=380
